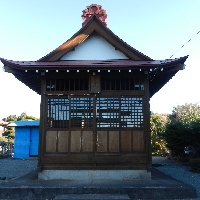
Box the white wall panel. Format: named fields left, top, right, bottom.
left=60, top=32, right=129, bottom=60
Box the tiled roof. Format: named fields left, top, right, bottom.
left=1, top=56, right=188, bottom=70
left=0, top=56, right=188, bottom=98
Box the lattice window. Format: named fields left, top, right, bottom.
left=96, top=98, right=120, bottom=127
left=71, top=98, right=93, bottom=128
left=46, top=77, right=144, bottom=92
left=47, top=97, right=143, bottom=129
left=101, top=77, right=144, bottom=90
left=46, top=78, right=89, bottom=91
left=96, top=97, right=143, bottom=128
left=47, top=98, right=69, bottom=128
left=121, top=98, right=143, bottom=127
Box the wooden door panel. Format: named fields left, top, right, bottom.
left=133, top=130, right=144, bottom=152
left=121, top=131, right=132, bottom=152
left=109, top=131, right=119, bottom=152
left=71, top=131, right=81, bottom=152
left=97, top=131, right=107, bottom=152
left=82, top=131, right=93, bottom=152
left=58, top=131, right=69, bottom=152
left=46, top=131, right=57, bottom=152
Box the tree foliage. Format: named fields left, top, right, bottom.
left=17, top=112, right=39, bottom=121
left=162, top=103, right=200, bottom=160
left=6, top=115, right=17, bottom=122
left=1, top=112, right=39, bottom=143
left=2, top=115, right=16, bottom=143
left=150, top=114, right=167, bottom=154
left=172, top=103, right=200, bottom=124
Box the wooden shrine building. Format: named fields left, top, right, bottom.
left=0, top=5, right=188, bottom=180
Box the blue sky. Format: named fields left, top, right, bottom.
left=0, top=0, right=200, bottom=119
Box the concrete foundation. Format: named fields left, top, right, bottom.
left=0, top=168, right=197, bottom=199
left=38, top=170, right=151, bottom=181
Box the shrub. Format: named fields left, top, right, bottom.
left=189, top=158, right=200, bottom=172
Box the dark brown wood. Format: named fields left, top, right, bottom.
left=46, top=131, right=57, bottom=152
left=58, top=131, right=68, bottom=152
left=97, top=131, right=107, bottom=152
left=39, top=72, right=149, bottom=169
left=144, top=76, right=152, bottom=167
left=38, top=76, right=46, bottom=167
left=121, top=131, right=131, bottom=152
left=89, top=74, right=101, bottom=93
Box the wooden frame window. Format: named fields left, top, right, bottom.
left=71, top=98, right=93, bottom=128
left=47, top=98, right=69, bottom=128
left=101, top=77, right=144, bottom=90
left=96, top=98, right=119, bottom=127
left=46, top=78, right=88, bottom=91
left=96, top=97, right=143, bottom=128
left=121, top=97, right=143, bottom=127
left=47, top=96, right=143, bottom=129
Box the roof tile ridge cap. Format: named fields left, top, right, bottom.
left=181, top=55, right=189, bottom=59
left=37, top=16, right=97, bottom=62
left=165, top=55, right=189, bottom=61
left=1, top=59, right=35, bottom=66
left=83, top=14, right=98, bottom=24
left=0, top=58, right=14, bottom=65
left=0, top=57, right=9, bottom=62
left=160, top=56, right=188, bottom=65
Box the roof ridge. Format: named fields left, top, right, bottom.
left=38, top=15, right=152, bottom=62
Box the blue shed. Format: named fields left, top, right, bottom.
left=8, top=121, right=40, bottom=158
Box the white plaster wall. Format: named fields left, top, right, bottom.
left=60, top=32, right=129, bottom=60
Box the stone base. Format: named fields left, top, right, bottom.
left=0, top=168, right=197, bottom=199
left=38, top=170, right=151, bottom=181
left=54, top=194, right=130, bottom=200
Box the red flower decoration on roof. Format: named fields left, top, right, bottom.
left=82, top=4, right=107, bottom=27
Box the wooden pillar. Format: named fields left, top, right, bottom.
left=38, top=74, right=46, bottom=168
left=144, top=76, right=152, bottom=169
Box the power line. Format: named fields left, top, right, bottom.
left=148, top=30, right=200, bottom=81
left=170, top=30, right=200, bottom=58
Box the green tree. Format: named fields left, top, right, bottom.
left=17, top=112, right=27, bottom=121
left=6, top=115, right=17, bottom=122
left=1, top=113, right=39, bottom=143
left=163, top=119, right=192, bottom=159
left=0, top=137, right=8, bottom=142
left=17, top=112, right=39, bottom=121
left=172, top=103, right=200, bottom=124
left=162, top=103, right=200, bottom=160
left=1, top=115, right=16, bottom=143
left=150, top=113, right=167, bottom=154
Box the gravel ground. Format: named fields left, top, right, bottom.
left=152, top=156, right=200, bottom=198
left=0, top=156, right=199, bottom=199
left=0, top=157, right=38, bottom=180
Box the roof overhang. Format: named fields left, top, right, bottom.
left=1, top=56, right=188, bottom=97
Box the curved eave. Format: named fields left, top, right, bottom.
left=1, top=56, right=188, bottom=70
left=0, top=56, right=188, bottom=97
left=149, top=70, right=177, bottom=98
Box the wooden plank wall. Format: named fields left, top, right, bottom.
left=45, top=130, right=144, bottom=153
